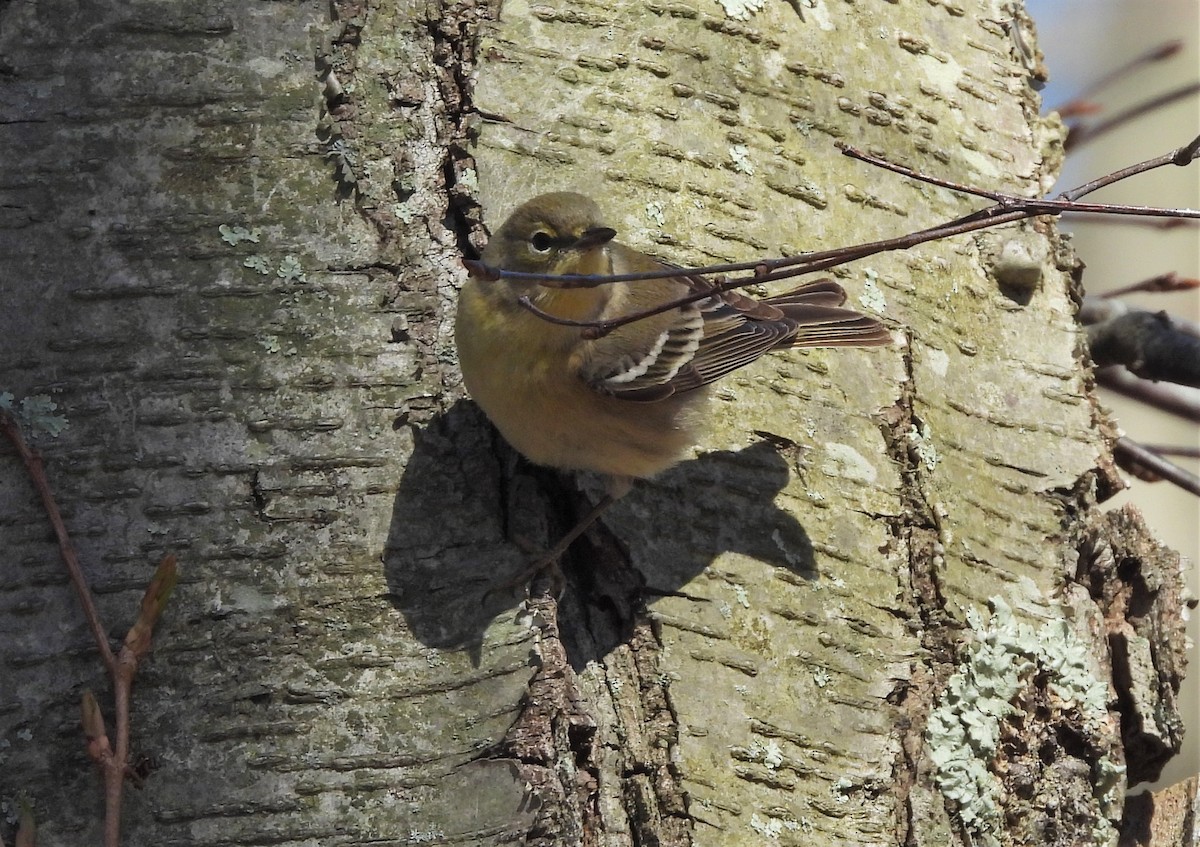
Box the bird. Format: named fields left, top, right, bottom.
left=455, top=191, right=891, bottom=583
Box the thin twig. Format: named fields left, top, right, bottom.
left=1096, top=366, right=1200, bottom=423
left=2, top=409, right=177, bottom=847
left=0, top=413, right=116, bottom=676
left=1068, top=82, right=1200, bottom=151
left=1101, top=272, right=1199, bottom=298
left=1060, top=133, right=1200, bottom=201
left=1060, top=214, right=1199, bottom=230
left=1113, top=437, right=1200, bottom=496
left=1054, top=40, right=1183, bottom=114
left=841, top=139, right=1200, bottom=211
left=471, top=134, right=1200, bottom=338
left=835, top=142, right=1021, bottom=202
left=1140, top=444, right=1200, bottom=460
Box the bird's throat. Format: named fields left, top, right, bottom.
left=534, top=286, right=605, bottom=322
left=534, top=248, right=611, bottom=322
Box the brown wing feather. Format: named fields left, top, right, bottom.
left=765, top=280, right=892, bottom=348
left=631, top=277, right=889, bottom=396
left=584, top=263, right=889, bottom=402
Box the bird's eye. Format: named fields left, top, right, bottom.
left=529, top=231, right=554, bottom=254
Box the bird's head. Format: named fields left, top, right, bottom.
left=480, top=191, right=617, bottom=278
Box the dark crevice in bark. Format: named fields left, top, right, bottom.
left=1057, top=237, right=1189, bottom=826
left=249, top=470, right=268, bottom=522
left=1076, top=507, right=1191, bottom=788
left=495, top=593, right=596, bottom=847
left=425, top=2, right=695, bottom=837
left=877, top=329, right=966, bottom=846
left=427, top=0, right=491, bottom=257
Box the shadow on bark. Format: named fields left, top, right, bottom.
left=382, top=400, right=816, bottom=664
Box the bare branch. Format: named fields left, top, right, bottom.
left=1097, top=367, right=1200, bottom=424
left=474, top=135, right=1200, bottom=338
left=1113, top=437, right=1200, bottom=496
left=1101, top=273, right=1199, bottom=298
left=0, top=412, right=116, bottom=676
left=1053, top=39, right=1184, bottom=116
left=1068, top=82, right=1200, bottom=151
left=1060, top=135, right=1200, bottom=202
left=2, top=410, right=178, bottom=847
left=1139, top=445, right=1200, bottom=460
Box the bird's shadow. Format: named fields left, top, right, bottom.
left=383, top=399, right=817, bottom=666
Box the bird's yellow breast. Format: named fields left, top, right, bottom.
left=455, top=278, right=705, bottom=480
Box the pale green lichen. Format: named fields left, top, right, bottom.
left=858, top=268, right=888, bottom=313
left=746, top=738, right=784, bottom=769
left=908, top=422, right=939, bottom=471
left=257, top=336, right=297, bottom=357
left=244, top=255, right=272, bottom=275
left=457, top=167, right=479, bottom=194
left=407, top=827, right=445, bottom=843
left=927, top=598, right=1118, bottom=847
left=728, top=144, right=755, bottom=175
left=218, top=223, right=261, bottom=245
left=1, top=392, right=68, bottom=437
left=763, top=740, right=783, bottom=769
left=750, top=808, right=802, bottom=838
left=394, top=201, right=416, bottom=224
left=1038, top=618, right=1110, bottom=715
left=277, top=255, right=306, bottom=282
left=716, top=0, right=764, bottom=21
left=749, top=812, right=784, bottom=838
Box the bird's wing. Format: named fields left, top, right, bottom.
left=576, top=255, right=888, bottom=401
left=765, top=280, right=894, bottom=348
left=574, top=274, right=708, bottom=402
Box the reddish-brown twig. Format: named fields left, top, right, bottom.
left=1053, top=39, right=1184, bottom=117
left=1101, top=272, right=1200, bottom=298
left=1067, top=82, right=1200, bottom=151
left=1, top=410, right=177, bottom=847
left=465, top=134, right=1200, bottom=339
left=0, top=413, right=115, bottom=675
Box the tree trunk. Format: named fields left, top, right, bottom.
left=0, top=1, right=1189, bottom=846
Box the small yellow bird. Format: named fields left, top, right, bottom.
left=456, top=192, right=891, bottom=571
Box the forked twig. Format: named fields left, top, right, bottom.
left=1, top=411, right=177, bottom=847
left=465, top=134, right=1200, bottom=340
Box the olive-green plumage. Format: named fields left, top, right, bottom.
left=455, top=191, right=890, bottom=498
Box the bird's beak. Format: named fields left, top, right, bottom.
left=571, top=227, right=617, bottom=251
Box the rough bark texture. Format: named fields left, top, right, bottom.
left=0, top=1, right=1190, bottom=846
left=1, top=1, right=537, bottom=844
left=1120, top=775, right=1199, bottom=847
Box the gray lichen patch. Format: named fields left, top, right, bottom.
left=927, top=597, right=1123, bottom=847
